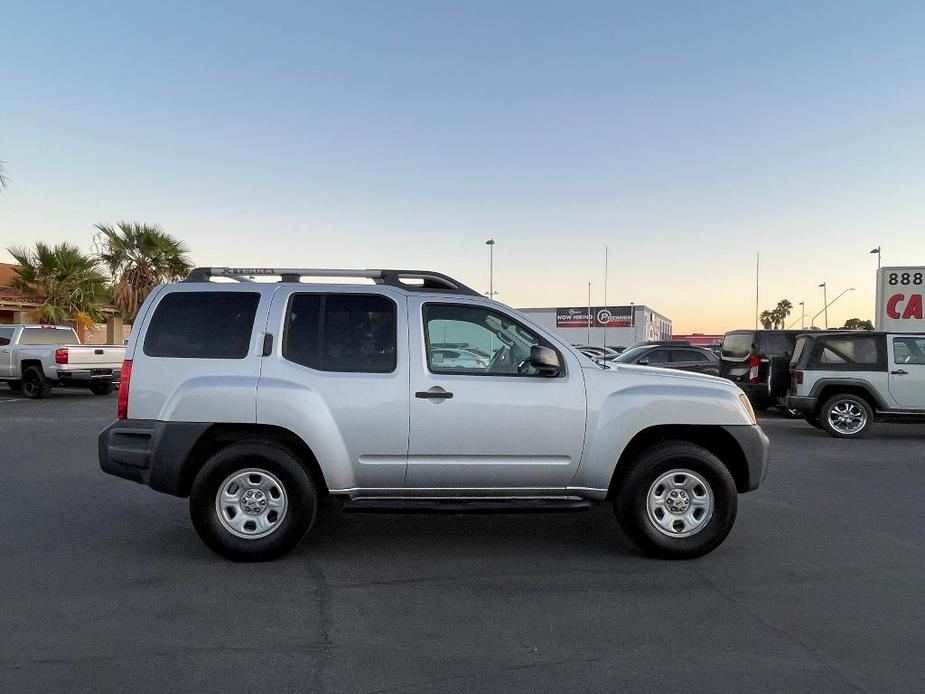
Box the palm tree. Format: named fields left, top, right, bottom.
left=95, top=221, right=192, bottom=318
left=759, top=310, right=774, bottom=329
left=6, top=242, right=109, bottom=326
left=774, top=299, right=793, bottom=328
left=0, top=161, right=8, bottom=191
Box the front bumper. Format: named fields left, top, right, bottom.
left=98, top=419, right=210, bottom=496
left=721, top=424, right=770, bottom=492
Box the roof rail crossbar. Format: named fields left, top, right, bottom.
left=184, top=267, right=481, bottom=296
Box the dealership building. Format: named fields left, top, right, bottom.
left=517, top=305, right=672, bottom=348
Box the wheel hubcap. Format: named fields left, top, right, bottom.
left=215, top=468, right=288, bottom=539
left=646, top=469, right=714, bottom=538
left=828, top=400, right=866, bottom=435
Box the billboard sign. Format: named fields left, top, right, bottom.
left=876, top=267, right=924, bottom=331
left=556, top=306, right=633, bottom=328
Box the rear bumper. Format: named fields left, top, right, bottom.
left=721, top=424, right=770, bottom=492
left=786, top=396, right=817, bottom=413
left=98, top=419, right=209, bottom=496
left=57, top=368, right=119, bottom=383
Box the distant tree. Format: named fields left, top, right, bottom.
left=95, top=221, right=192, bottom=319
left=841, top=318, right=874, bottom=331
left=760, top=299, right=793, bottom=329
left=6, top=242, right=109, bottom=326
left=0, top=161, right=8, bottom=191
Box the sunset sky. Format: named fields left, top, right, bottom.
left=2, top=1, right=923, bottom=333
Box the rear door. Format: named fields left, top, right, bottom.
left=257, top=287, right=410, bottom=489
left=888, top=336, right=925, bottom=410
left=406, top=298, right=587, bottom=490
left=672, top=348, right=717, bottom=374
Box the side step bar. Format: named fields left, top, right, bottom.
left=341, top=497, right=594, bottom=514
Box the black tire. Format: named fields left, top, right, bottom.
left=21, top=367, right=52, bottom=399
left=614, top=441, right=738, bottom=559
left=819, top=394, right=873, bottom=439
left=89, top=382, right=115, bottom=395
left=7, top=381, right=22, bottom=392
left=190, top=441, right=317, bottom=562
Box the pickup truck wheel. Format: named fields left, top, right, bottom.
left=190, top=442, right=317, bottom=562
left=21, top=367, right=52, bottom=399
left=614, top=442, right=737, bottom=559
left=89, top=382, right=115, bottom=395
left=820, top=394, right=872, bottom=439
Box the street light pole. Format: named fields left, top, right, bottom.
left=786, top=300, right=806, bottom=329
left=819, top=282, right=828, bottom=329
left=485, top=239, right=495, bottom=299
left=811, top=288, right=854, bottom=327
left=870, top=246, right=881, bottom=270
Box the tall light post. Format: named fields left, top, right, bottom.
left=870, top=246, right=881, bottom=270
left=818, top=282, right=828, bottom=329
left=811, top=288, right=854, bottom=328
left=789, top=300, right=805, bottom=329
left=485, top=239, right=496, bottom=299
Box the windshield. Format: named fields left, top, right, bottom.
left=613, top=346, right=652, bottom=363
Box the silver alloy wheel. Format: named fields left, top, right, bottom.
left=215, top=468, right=288, bottom=539
left=827, top=399, right=867, bottom=435
left=646, top=469, right=714, bottom=538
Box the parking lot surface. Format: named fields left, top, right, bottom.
left=2, top=389, right=925, bottom=692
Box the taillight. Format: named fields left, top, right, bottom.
left=792, top=371, right=803, bottom=385
left=747, top=355, right=762, bottom=384
left=55, top=348, right=69, bottom=364
left=117, top=359, right=133, bottom=420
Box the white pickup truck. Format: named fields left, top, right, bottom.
left=0, top=324, right=125, bottom=398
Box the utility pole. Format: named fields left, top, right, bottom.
left=485, top=239, right=496, bottom=299
left=800, top=301, right=805, bottom=329
left=755, top=251, right=760, bottom=331
left=587, top=282, right=592, bottom=346
left=603, top=246, right=608, bottom=347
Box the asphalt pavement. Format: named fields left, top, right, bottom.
left=2, top=388, right=924, bottom=693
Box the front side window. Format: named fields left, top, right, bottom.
left=284, top=293, right=396, bottom=373
left=143, top=292, right=260, bottom=359
left=423, top=303, right=555, bottom=376
left=893, top=337, right=925, bottom=365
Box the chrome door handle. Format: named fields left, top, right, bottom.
left=891, top=369, right=908, bottom=375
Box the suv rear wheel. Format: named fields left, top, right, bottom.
left=614, top=441, right=738, bottom=559
left=820, top=394, right=873, bottom=439
left=190, top=441, right=317, bottom=561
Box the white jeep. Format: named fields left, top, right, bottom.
left=99, top=267, right=768, bottom=561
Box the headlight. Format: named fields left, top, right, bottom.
left=738, top=393, right=757, bottom=425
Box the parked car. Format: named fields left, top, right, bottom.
left=99, top=267, right=768, bottom=562
left=719, top=330, right=804, bottom=410
left=0, top=324, right=124, bottom=398
left=576, top=345, right=620, bottom=361
left=787, top=331, right=925, bottom=438
left=609, top=344, right=720, bottom=375
left=429, top=347, right=488, bottom=370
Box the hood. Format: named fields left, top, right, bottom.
left=596, top=362, right=742, bottom=392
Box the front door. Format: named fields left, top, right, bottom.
left=0, top=327, right=14, bottom=378
left=407, top=299, right=587, bottom=490
left=889, top=336, right=925, bottom=410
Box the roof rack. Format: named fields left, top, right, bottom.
left=183, top=267, right=481, bottom=296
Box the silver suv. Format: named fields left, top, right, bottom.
left=99, top=267, right=769, bottom=561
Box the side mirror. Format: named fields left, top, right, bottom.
left=529, top=345, right=560, bottom=377
left=638, top=359, right=649, bottom=366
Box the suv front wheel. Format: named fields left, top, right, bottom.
left=614, top=441, right=738, bottom=559
left=190, top=441, right=317, bottom=561
left=819, top=394, right=873, bottom=439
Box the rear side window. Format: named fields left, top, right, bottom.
left=284, top=294, right=397, bottom=373
left=143, top=292, right=260, bottom=359
left=721, top=333, right=753, bottom=359
left=810, top=336, right=883, bottom=370
left=0, top=328, right=13, bottom=346
left=790, top=337, right=808, bottom=367
left=758, top=332, right=797, bottom=356
left=19, top=327, right=78, bottom=345
left=677, top=349, right=709, bottom=363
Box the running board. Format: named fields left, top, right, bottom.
left=340, top=497, right=594, bottom=514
